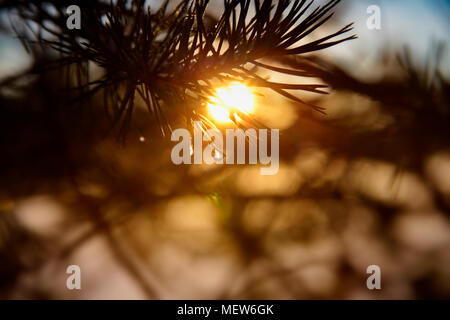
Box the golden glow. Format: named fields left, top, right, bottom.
left=207, top=83, right=254, bottom=123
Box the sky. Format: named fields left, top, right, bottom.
left=321, top=0, right=450, bottom=79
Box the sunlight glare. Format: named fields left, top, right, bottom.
left=207, top=83, right=254, bottom=123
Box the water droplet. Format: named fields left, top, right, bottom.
left=214, top=149, right=223, bottom=161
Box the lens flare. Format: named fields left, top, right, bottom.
left=207, top=83, right=254, bottom=123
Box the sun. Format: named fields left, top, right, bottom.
left=207, top=83, right=255, bottom=123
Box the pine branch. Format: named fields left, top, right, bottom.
left=2, top=0, right=356, bottom=137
